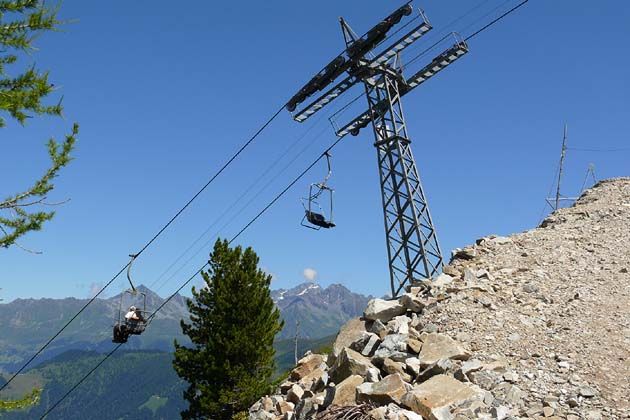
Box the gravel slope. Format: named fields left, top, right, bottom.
left=425, top=177, right=630, bottom=419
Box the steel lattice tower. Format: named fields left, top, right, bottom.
left=286, top=3, right=468, bottom=296
left=364, top=63, right=444, bottom=296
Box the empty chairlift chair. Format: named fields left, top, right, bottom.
left=301, top=152, right=336, bottom=230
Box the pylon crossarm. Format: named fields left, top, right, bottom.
left=403, top=40, right=468, bottom=92
left=293, top=75, right=357, bottom=122
left=367, top=16, right=432, bottom=70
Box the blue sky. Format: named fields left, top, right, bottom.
left=2, top=0, right=629, bottom=302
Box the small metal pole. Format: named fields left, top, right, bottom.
left=294, top=320, right=299, bottom=365
left=555, top=124, right=568, bottom=211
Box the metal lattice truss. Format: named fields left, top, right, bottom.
left=364, top=63, right=443, bottom=296
left=287, top=3, right=470, bottom=296
left=336, top=40, right=468, bottom=137
left=293, top=12, right=433, bottom=123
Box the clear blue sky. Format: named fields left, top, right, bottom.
left=2, top=0, right=629, bottom=302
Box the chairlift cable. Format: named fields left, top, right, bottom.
left=147, top=115, right=331, bottom=294
left=40, top=136, right=346, bottom=418
left=35, top=2, right=536, bottom=413
left=402, top=0, right=495, bottom=67
left=455, top=0, right=514, bottom=40
left=318, top=0, right=507, bottom=127
left=567, top=147, right=630, bottom=152
left=0, top=104, right=285, bottom=393
left=38, top=344, right=123, bottom=419
left=40, top=132, right=346, bottom=417
left=464, top=0, right=529, bottom=42
left=404, top=32, right=453, bottom=68
left=151, top=124, right=331, bottom=296
left=150, top=135, right=345, bottom=325
left=329, top=0, right=529, bottom=119
left=0, top=263, right=129, bottom=395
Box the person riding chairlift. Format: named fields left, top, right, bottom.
left=113, top=305, right=144, bottom=343
left=125, top=305, right=144, bottom=326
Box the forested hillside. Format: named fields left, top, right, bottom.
left=1, top=351, right=186, bottom=420
left=0, top=334, right=335, bottom=419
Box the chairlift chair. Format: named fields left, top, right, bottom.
left=112, top=289, right=149, bottom=343
left=301, top=183, right=335, bottom=229
left=301, top=152, right=336, bottom=230
left=112, top=254, right=151, bottom=344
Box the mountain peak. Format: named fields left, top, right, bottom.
left=271, top=281, right=371, bottom=339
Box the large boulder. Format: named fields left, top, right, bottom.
left=401, top=375, right=483, bottom=420
left=360, top=333, right=381, bottom=357
left=431, top=273, right=454, bottom=288
left=357, top=373, right=410, bottom=405
left=373, top=334, right=409, bottom=362
left=277, top=401, right=294, bottom=415
left=286, top=384, right=304, bottom=404
left=382, top=358, right=412, bottom=383
left=418, top=333, right=471, bottom=367
left=387, top=315, right=410, bottom=335
left=290, top=353, right=325, bottom=381
left=329, top=318, right=367, bottom=366
left=400, top=293, right=429, bottom=313
left=298, top=367, right=327, bottom=390
left=364, top=298, right=406, bottom=323
left=328, top=374, right=364, bottom=406
left=329, top=347, right=376, bottom=383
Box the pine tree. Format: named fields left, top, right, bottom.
left=173, top=239, right=284, bottom=420
left=0, top=0, right=78, bottom=251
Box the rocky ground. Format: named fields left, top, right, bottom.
left=249, top=178, right=630, bottom=420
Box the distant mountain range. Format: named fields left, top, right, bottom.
left=272, top=282, right=372, bottom=339
left=0, top=282, right=368, bottom=419
left=0, top=285, right=187, bottom=372
left=0, top=282, right=370, bottom=372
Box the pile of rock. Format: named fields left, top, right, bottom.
left=249, top=177, right=630, bottom=420
left=249, top=282, right=532, bottom=420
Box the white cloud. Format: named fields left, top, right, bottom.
left=261, top=266, right=278, bottom=282
left=303, top=268, right=318, bottom=282
left=88, top=282, right=105, bottom=298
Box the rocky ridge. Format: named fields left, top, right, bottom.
left=248, top=178, right=630, bottom=420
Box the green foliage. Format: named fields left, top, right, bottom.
left=173, top=239, right=284, bottom=420
left=0, top=0, right=78, bottom=250
left=1, top=350, right=186, bottom=420
left=0, top=389, right=41, bottom=415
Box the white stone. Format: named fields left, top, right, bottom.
left=364, top=298, right=406, bottom=323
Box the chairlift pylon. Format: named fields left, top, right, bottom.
left=301, top=152, right=336, bottom=230
left=112, top=254, right=150, bottom=343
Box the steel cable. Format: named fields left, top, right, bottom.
left=39, top=132, right=347, bottom=418
left=34, top=0, right=536, bottom=413
left=147, top=113, right=330, bottom=294
left=0, top=104, right=285, bottom=393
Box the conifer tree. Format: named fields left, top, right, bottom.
left=0, top=0, right=78, bottom=251
left=173, top=239, right=284, bottom=420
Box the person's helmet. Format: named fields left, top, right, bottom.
left=129, top=305, right=136, bottom=311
